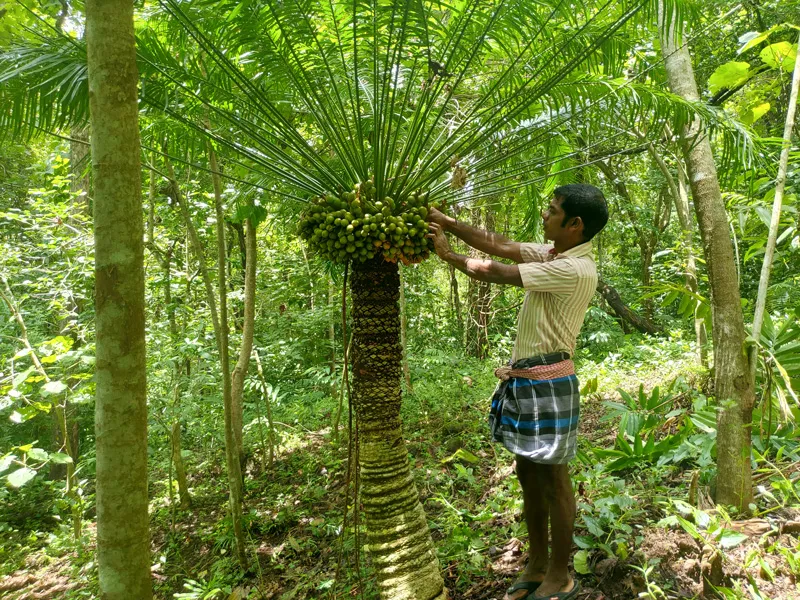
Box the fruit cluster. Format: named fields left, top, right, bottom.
left=298, top=180, right=436, bottom=264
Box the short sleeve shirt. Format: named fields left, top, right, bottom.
left=512, top=241, right=597, bottom=360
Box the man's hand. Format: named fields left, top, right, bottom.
left=426, top=207, right=451, bottom=229
left=427, top=222, right=452, bottom=259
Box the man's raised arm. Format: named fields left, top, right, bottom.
left=427, top=207, right=523, bottom=262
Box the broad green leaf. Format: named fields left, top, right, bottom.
left=7, top=467, right=36, bottom=488
left=12, top=367, right=34, bottom=388
left=717, top=529, right=748, bottom=549
left=0, top=454, right=16, bottom=473
left=49, top=452, right=73, bottom=464
left=27, top=448, right=48, bottom=461
left=41, top=380, right=67, bottom=395
left=574, top=549, right=591, bottom=574
left=760, top=41, right=797, bottom=72
left=708, top=61, right=751, bottom=94
left=12, top=347, right=32, bottom=360
left=740, top=102, right=770, bottom=125
left=738, top=31, right=770, bottom=55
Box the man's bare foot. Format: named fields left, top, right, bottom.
left=533, top=576, right=576, bottom=599
left=503, top=570, right=546, bottom=600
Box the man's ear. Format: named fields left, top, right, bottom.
left=569, top=216, right=583, bottom=232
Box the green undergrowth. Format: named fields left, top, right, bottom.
left=2, top=337, right=799, bottom=599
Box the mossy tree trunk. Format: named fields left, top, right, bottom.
left=350, top=258, right=445, bottom=600
left=86, top=0, right=153, bottom=596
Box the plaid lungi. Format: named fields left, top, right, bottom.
left=488, top=352, right=580, bottom=464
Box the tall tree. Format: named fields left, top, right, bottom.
left=658, top=2, right=755, bottom=511
left=86, top=0, right=153, bottom=596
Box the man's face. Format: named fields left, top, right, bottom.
left=541, top=196, right=566, bottom=241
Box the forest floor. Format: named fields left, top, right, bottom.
left=2, top=339, right=800, bottom=600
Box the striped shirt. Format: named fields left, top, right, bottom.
left=512, top=241, right=597, bottom=361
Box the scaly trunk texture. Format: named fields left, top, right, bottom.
left=398, top=265, right=412, bottom=393
left=350, top=258, right=445, bottom=600
left=86, top=0, right=153, bottom=596
left=659, top=3, right=755, bottom=511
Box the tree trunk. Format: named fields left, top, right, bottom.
left=596, top=279, right=662, bottom=336
left=466, top=207, right=492, bottom=358
left=350, top=258, right=445, bottom=600
left=69, top=126, right=91, bottom=216
left=171, top=420, right=191, bottom=509
left=449, top=264, right=464, bottom=339
left=597, top=159, right=655, bottom=318
left=85, top=0, right=153, bottom=596
left=230, top=214, right=258, bottom=473
left=208, top=144, right=248, bottom=566
left=646, top=142, right=708, bottom=365
left=749, top=31, right=800, bottom=381
left=253, top=349, right=276, bottom=469
left=398, top=265, right=412, bottom=393
left=659, top=2, right=755, bottom=511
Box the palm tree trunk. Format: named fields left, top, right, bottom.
left=350, top=257, right=445, bottom=600
left=659, top=2, right=755, bottom=511
left=398, top=265, right=412, bottom=393
left=85, top=0, right=152, bottom=596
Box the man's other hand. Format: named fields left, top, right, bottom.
left=426, top=207, right=450, bottom=228
left=427, top=222, right=451, bottom=259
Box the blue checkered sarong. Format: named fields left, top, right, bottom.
left=488, top=353, right=580, bottom=464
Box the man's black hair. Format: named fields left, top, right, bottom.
left=554, top=184, right=608, bottom=241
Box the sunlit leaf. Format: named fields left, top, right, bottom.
left=7, top=467, right=36, bottom=488
left=708, top=61, right=751, bottom=94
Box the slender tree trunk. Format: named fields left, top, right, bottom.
left=208, top=144, right=248, bottom=566
left=69, top=126, right=91, bottom=216
left=449, top=264, right=464, bottom=338
left=350, top=258, right=445, bottom=600
left=596, top=279, right=662, bottom=336
left=597, top=160, right=655, bottom=318
left=466, top=207, right=492, bottom=358
left=171, top=420, right=191, bottom=509
left=749, top=32, right=800, bottom=380
left=647, top=142, right=708, bottom=365
left=0, top=279, right=81, bottom=539
left=166, top=150, right=247, bottom=566
left=85, top=0, right=152, bottom=596
left=231, top=214, right=258, bottom=471
left=659, top=3, right=755, bottom=511
left=329, top=276, right=337, bottom=374
left=253, top=349, right=276, bottom=468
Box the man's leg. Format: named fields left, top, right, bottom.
left=534, top=464, right=576, bottom=598
left=505, top=457, right=549, bottom=600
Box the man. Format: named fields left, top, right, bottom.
left=426, top=184, right=608, bottom=600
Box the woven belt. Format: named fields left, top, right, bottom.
left=494, top=359, right=575, bottom=382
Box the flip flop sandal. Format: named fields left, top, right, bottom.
left=533, top=580, right=581, bottom=600
left=506, top=580, right=542, bottom=599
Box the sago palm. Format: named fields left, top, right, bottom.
left=1, top=1, right=728, bottom=597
